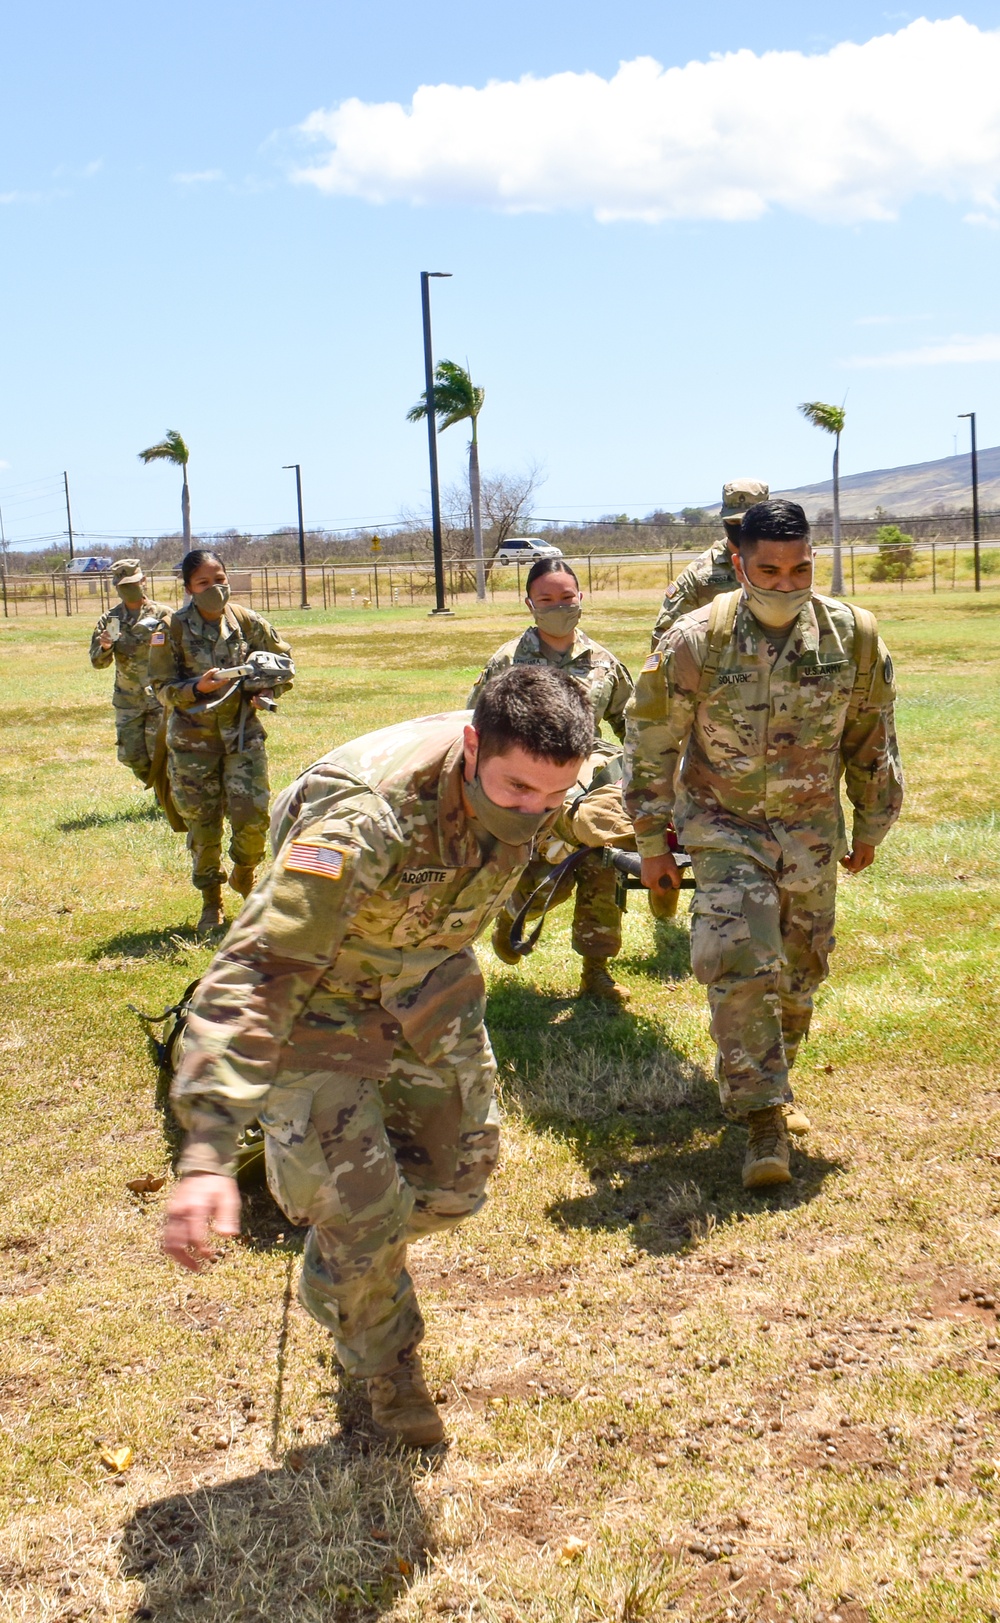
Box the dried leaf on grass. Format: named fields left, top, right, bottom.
left=559, top=1535, right=589, bottom=1564
left=126, top=1175, right=165, bottom=1194
left=99, top=1445, right=134, bottom=1473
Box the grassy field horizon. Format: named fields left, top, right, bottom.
left=2, top=589, right=1000, bottom=1623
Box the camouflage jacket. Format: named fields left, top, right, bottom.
left=147, top=599, right=291, bottom=756
left=173, top=713, right=539, bottom=1174
left=467, top=625, right=634, bottom=740
left=89, top=599, right=171, bottom=717
left=624, top=593, right=903, bottom=891
left=650, top=538, right=738, bottom=649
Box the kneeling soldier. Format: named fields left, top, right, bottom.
left=625, top=500, right=903, bottom=1189
left=161, top=667, right=593, bottom=1446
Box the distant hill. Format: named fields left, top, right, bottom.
left=771, top=445, right=1000, bottom=519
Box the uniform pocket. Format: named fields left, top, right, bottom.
left=257, top=1083, right=317, bottom=1147
left=689, top=895, right=753, bottom=985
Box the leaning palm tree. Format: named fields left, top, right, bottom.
left=408, top=361, right=487, bottom=601
left=138, top=430, right=191, bottom=545
left=799, top=402, right=846, bottom=595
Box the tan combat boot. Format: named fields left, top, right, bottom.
left=228, top=864, right=257, bottom=899
left=367, top=1354, right=445, bottom=1448
left=195, top=885, right=225, bottom=936
left=648, top=883, right=680, bottom=921
left=491, top=910, right=523, bottom=966
left=579, top=956, right=630, bottom=1004
left=742, top=1106, right=792, bottom=1190
left=785, top=1108, right=812, bottom=1136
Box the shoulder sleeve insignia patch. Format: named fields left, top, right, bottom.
left=883, top=654, right=894, bottom=684
left=641, top=651, right=662, bottom=673
left=284, top=841, right=348, bottom=880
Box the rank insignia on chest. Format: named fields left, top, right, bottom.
left=150, top=631, right=165, bottom=645
left=399, top=867, right=450, bottom=886
left=284, top=841, right=347, bottom=880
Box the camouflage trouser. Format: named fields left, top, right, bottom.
left=689, top=851, right=836, bottom=1118
left=167, top=743, right=271, bottom=891
left=261, top=950, right=500, bottom=1377
left=505, top=849, right=622, bottom=959
left=114, top=707, right=161, bottom=784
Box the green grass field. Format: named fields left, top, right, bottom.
left=2, top=591, right=1000, bottom=1623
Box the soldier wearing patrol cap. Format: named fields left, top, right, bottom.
left=625, top=500, right=903, bottom=1191
left=650, top=479, right=769, bottom=650
left=160, top=665, right=594, bottom=1449
left=89, top=560, right=171, bottom=786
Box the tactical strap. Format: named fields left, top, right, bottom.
left=696, top=588, right=741, bottom=698
left=507, top=847, right=594, bottom=956
left=846, top=605, right=879, bottom=723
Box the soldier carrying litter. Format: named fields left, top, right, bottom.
left=88, top=559, right=171, bottom=787
left=160, top=666, right=594, bottom=1448
left=625, top=499, right=903, bottom=1190
left=650, top=479, right=770, bottom=650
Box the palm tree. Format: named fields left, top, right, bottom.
left=799, top=402, right=846, bottom=595
left=138, top=430, right=191, bottom=545
left=408, top=361, right=487, bottom=601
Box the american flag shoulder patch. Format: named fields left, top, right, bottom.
left=150, top=631, right=166, bottom=645
left=284, top=840, right=349, bottom=881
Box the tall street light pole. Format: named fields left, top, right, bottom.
left=958, top=412, right=981, bottom=593
left=282, top=464, right=309, bottom=609
left=421, top=270, right=454, bottom=617
left=63, top=471, right=75, bottom=562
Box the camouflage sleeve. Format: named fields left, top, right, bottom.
left=244, top=609, right=292, bottom=658
left=841, top=636, right=904, bottom=848
left=89, top=610, right=115, bottom=669
left=466, top=651, right=509, bottom=710
left=603, top=659, right=635, bottom=742
left=650, top=564, right=702, bottom=650
left=623, top=630, right=700, bottom=857
left=147, top=614, right=203, bottom=711
left=172, top=794, right=401, bottom=1176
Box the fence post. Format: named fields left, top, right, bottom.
left=52, top=573, right=59, bottom=615
left=669, top=548, right=674, bottom=582
left=953, top=544, right=957, bottom=588
left=616, top=563, right=621, bottom=596
left=587, top=554, right=593, bottom=593
left=1, top=571, right=6, bottom=618
left=931, top=542, right=936, bottom=594
left=850, top=545, right=855, bottom=595
left=373, top=563, right=380, bottom=609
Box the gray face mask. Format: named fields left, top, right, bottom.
left=532, top=602, right=582, bottom=638
left=742, top=581, right=812, bottom=630
left=192, top=582, right=231, bottom=615
left=464, top=773, right=555, bottom=846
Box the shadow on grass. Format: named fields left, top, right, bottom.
left=87, top=922, right=202, bottom=960
left=57, top=800, right=161, bottom=832
left=487, top=977, right=842, bottom=1256
left=615, top=915, right=692, bottom=979
left=121, top=1432, right=437, bottom=1620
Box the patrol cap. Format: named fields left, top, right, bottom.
left=111, top=558, right=144, bottom=586
left=720, top=478, right=769, bottom=522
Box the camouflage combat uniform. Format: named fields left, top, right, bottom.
left=468, top=627, right=634, bottom=960
left=172, top=713, right=539, bottom=1378
left=89, top=598, right=171, bottom=782
left=624, top=591, right=903, bottom=1115
left=147, top=601, right=291, bottom=892
left=650, top=538, right=739, bottom=649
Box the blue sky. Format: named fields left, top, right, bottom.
left=2, top=2, right=1000, bottom=548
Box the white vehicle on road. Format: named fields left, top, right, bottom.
left=493, top=536, right=563, bottom=567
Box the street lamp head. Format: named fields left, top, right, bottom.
left=282, top=463, right=300, bottom=470
left=423, top=271, right=452, bottom=278
left=958, top=412, right=974, bottom=420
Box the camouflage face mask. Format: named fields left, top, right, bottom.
left=192, top=583, right=231, bottom=615
left=117, top=584, right=144, bottom=608
left=531, top=602, right=582, bottom=638
left=464, top=774, right=554, bottom=846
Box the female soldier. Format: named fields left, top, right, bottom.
left=467, top=559, right=635, bottom=1002
left=147, top=550, right=293, bottom=935
left=89, top=558, right=171, bottom=786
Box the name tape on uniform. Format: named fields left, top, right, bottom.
left=717, top=670, right=755, bottom=685
left=400, top=867, right=450, bottom=886
left=284, top=840, right=348, bottom=881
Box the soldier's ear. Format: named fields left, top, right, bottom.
left=463, top=725, right=480, bottom=781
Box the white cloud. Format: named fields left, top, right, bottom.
left=293, top=18, right=1000, bottom=225
left=844, top=334, right=1000, bottom=367
left=172, top=169, right=224, bottom=186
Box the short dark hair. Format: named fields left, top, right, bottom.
left=525, top=558, right=580, bottom=595
left=739, top=500, right=810, bottom=552
left=472, top=665, right=593, bottom=765
left=181, top=549, right=226, bottom=588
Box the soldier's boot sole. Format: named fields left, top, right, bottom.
left=785, top=1109, right=812, bottom=1136
left=367, top=1357, right=446, bottom=1449
left=195, top=887, right=225, bottom=936
left=742, top=1106, right=792, bottom=1190
left=228, top=865, right=257, bottom=899
left=578, top=957, right=630, bottom=1004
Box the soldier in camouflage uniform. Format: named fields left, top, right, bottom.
left=469, top=559, right=635, bottom=1002
left=147, top=550, right=293, bottom=935
left=650, top=479, right=769, bottom=650
left=625, top=500, right=902, bottom=1189
left=88, top=559, right=170, bottom=784
left=161, top=667, right=594, bottom=1447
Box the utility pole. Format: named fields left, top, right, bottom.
left=958, top=413, right=981, bottom=592
left=421, top=270, right=454, bottom=617
left=63, top=471, right=75, bottom=562
left=282, top=464, right=309, bottom=608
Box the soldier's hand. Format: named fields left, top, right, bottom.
left=194, top=668, right=235, bottom=695
left=161, top=1172, right=242, bottom=1271
left=250, top=688, right=273, bottom=710
left=98, top=632, right=114, bottom=651
left=641, top=851, right=683, bottom=893
left=841, top=841, right=876, bottom=875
